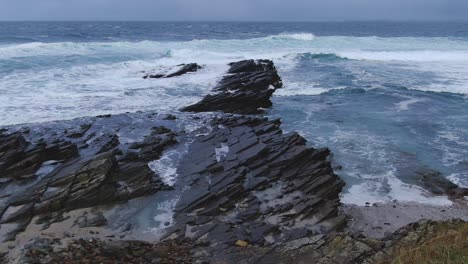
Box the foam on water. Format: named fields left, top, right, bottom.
left=447, top=173, right=468, bottom=188
left=144, top=197, right=179, bottom=239
left=0, top=58, right=228, bottom=125
left=2, top=35, right=468, bottom=126
left=395, top=97, right=426, bottom=111
left=338, top=50, right=468, bottom=62
left=2, top=27, right=468, bottom=207
left=270, top=33, right=316, bottom=41
left=275, top=81, right=348, bottom=96
left=341, top=170, right=453, bottom=206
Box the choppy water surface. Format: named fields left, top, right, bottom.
left=1, top=21, right=467, bottom=205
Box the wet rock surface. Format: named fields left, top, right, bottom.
left=0, top=132, right=78, bottom=183
left=143, top=63, right=202, bottom=79
left=163, top=115, right=345, bottom=262
left=413, top=169, right=468, bottom=198
left=0, top=114, right=180, bottom=242
left=182, top=59, right=283, bottom=114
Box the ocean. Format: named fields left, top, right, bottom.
left=0, top=21, right=467, bottom=205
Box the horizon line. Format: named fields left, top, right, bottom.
left=1, top=19, right=468, bottom=23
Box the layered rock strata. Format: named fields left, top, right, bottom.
left=182, top=59, right=283, bottom=114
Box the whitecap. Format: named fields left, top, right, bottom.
left=341, top=171, right=453, bottom=206
left=270, top=33, right=316, bottom=41
left=394, top=97, right=425, bottom=111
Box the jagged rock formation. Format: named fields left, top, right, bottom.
left=127, top=126, right=178, bottom=162
left=413, top=169, right=468, bottom=199
left=182, top=59, right=283, bottom=114
left=143, top=63, right=202, bottom=79
left=0, top=132, right=78, bottom=183
left=0, top=122, right=178, bottom=242
left=164, top=115, right=345, bottom=262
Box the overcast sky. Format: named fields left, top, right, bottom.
left=0, top=0, right=467, bottom=21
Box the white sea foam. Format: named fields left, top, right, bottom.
left=270, top=33, right=316, bottom=41
left=0, top=58, right=227, bottom=125
left=148, top=149, right=182, bottom=186
left=2, top=35, right=468, bottom=126
left=447, top=173, right=468, bottom=188
left=338, top=50, right=468, bottom=62
left=275, top=81, right=347, bottom=96
left=341, top=170, right=453, bottom=206
left=395, top=97, right=425, bottom=111
left=308, top=128, right=456, bottom=207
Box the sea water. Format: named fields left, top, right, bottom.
left=1, top=21, right=467, bottom=205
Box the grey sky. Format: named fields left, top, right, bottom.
left=0, top=0, right=467, bottom=21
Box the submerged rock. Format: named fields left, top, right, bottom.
left=182, top=59, right=283, bottom=114
left=414, top=169, right=468, bottom=198
left=143, top=63, right=202, bottom=79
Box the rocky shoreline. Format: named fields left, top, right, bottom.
left=0, top=60, right=466, bottom=263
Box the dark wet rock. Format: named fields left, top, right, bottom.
left=163, top=114, right=177, bottom=120
left=143, top=63, right=202, bottom=79
left=0, top=132, right=78, bottom=183
left=20, top=127, right=30, bottom=134
left=395, top=153, right=468, bottom=199
left=128, top=128, right=177, bottom=161
left=96, top=114, right=112, bottom=118
left=151, top=126, right=172, bottom=135
left=164, top=115, right=345, bottom=262
left=182, top=59, right=283, bottom=114
left=96, top=134, right=120, bottom=154
left=166, top=63, right=202, bottom=78
left=74, top=211, right=107, bottom=228
left=414, top=169, right=468, bottom=198
left=227, top=59, right=273, bottom=74
left=0, top=122, right=179, bottom=241
left=144, top=73, right=165, bottom=79
left=66, top=123, right=92, bottom=138
left=0, top=149, right=168, bottom=241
